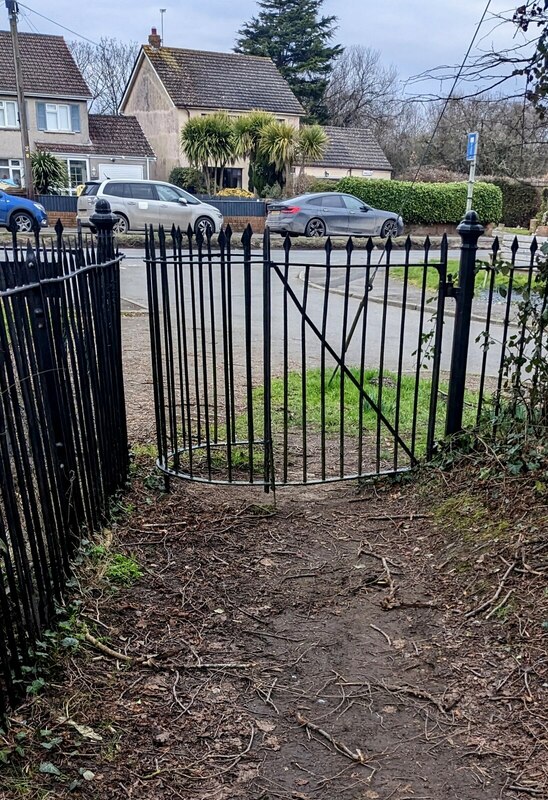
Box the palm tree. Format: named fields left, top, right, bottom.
left=205, top=112, right=236, bottom=192
left=259, top=121, right=299, bottom=192
left=180, top=113, right=236, bottom=194
left=298, top=125, right=329, bottom=175
left=233, top=111, right=276, bottom=192
left=180, top=117, right=212, bottom=193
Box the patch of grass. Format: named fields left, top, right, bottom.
left=89, top=545, right=142, bottom=587
left=389, top=260, right=532, bottom=293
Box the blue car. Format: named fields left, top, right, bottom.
left=0, top=190, right=48, bottom=233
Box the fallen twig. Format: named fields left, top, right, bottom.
left=295, top=712, right=368, bottom=764
left=465, top=562, right=517, bottom=618
left=380, top=681, right=449, bottom=715
left=369, top=624, right=392, bottom=647
left=484, top=589, right=514, bottom=621
left=380, top=557, right=399, bottom=609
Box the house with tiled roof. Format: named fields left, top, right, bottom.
left=307, top=126, right=392, bottom=181
left=0, top=31, right=155, bottom=192
left=120, top=29, right=305, bottom=186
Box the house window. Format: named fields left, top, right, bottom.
left=63, top=159, right=88, bottom=194
left=46, top=104, right=71, bottom=131
left=36, top=102, right=81, bottom=133
left=222, top=168, right=242, bottom=189
left=0, top=100, right=18, bottom=128
left=0, top=158, right=22, bottom=186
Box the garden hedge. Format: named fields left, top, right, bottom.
left=334, top=178, right=503, bottom=225
left=485, top=178, right=540, bottom=228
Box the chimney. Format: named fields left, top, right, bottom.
left=148, top=28, right=161, bottom=49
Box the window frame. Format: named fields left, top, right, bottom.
left=0, top=100, right=18, bottom=129
left=45, top=103, right=72, bottom=132
left=0, top=158, right=23, bottom=186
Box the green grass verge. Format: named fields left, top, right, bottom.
left=178, top=369, right=478, bottom=475
left=389, top=259, right=532, bottom=293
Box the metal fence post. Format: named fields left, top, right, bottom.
left=446, top=210, right=484, bottom=436
left=90, top=199, right=116, bottom=263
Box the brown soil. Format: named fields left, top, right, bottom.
left=1, top=316, right=546, bottom=800
left=1, top=461, right=547, bottom=800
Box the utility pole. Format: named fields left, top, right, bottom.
left=6, top=0, right=34, bottom=198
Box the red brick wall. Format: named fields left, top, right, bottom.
left=224, top=215, right=265, bottom=233
left=48, top=212, right=77, bottom=229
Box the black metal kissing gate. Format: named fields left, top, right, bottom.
left=0, top=206, right=128, bottom=713
left=146, top=212, right=537, bottom=490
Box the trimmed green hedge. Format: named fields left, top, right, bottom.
left=335, top=178, right=503, bottom=225
left=486, top=178, right=540, bottom=228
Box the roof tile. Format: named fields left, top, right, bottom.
left=313, top=127, right=392, bottom=172
left=36, top=115, right=155, bottom=158
left=0, top=30, right=90, bottom=98
left=143, top=46, right=304, bottom=116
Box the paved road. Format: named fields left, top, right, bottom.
left=120, top=246, right=511, bottom=381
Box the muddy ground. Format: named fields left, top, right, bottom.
left=0, top=316, right=546, bottom=800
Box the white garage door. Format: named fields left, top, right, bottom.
left=98, top=164, right=144, bottom=180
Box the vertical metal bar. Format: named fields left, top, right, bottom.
left=319, top=240, right=332, bottom=481
left=219, top=230, right=233, bottom=482
left=446, top=211, right=484, bottom=437
left=357, top=242, right=374, bottom=476
left=197, top=232, right=212, bottom=479
left=158, top=227, right=179, bottom=475
left=393, top=237, right=411, bottom=470
left=476, top=239, right=498, bottom=425
left=339, top=240, right=352, bottom=478
left=426, top=234, right=448, bottom=458
left=282, top=237, right=291, bottom=484
left=262, top=228, right=273, bottom=492
left=242, top=225, right=255, bottom=482
left=226, top=226, right=237, bottom=443
left=376, top=241, right=392, bottom=472
left=411, top=238, right=431, bottom=458
left=206, top=232, right=219, bottom=444
left=301, top=262, right=311, bottom=483
left=188, top=229, right=203, bottom=446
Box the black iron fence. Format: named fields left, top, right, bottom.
left=0, top=208, right=128, bottom=713
left=146, top=214, right=542, bottom=489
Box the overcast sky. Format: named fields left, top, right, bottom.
left=11, top=0, right=535, bottom=93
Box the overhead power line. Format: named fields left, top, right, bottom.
left=17, top=2, right=102, bottom=46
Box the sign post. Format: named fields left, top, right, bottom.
left=466, top=131, right=478, bottom=213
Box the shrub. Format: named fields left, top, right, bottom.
left=308, top=178, right=338, bottom=194
left=216, top=187, right=255, bottom=198
left=485, top=177, right=541, bottom=228
left=335, top=178, right=503, bottom=225
left=31, top=151, right=68, bottom=194
left=169, top=167, right=206, bottom=194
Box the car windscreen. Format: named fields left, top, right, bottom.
left=82, top=183, right=99, bottom=196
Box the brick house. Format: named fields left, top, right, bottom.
left=0, top=31, right=155, bottom=192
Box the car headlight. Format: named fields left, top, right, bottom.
left=33, top=203, right=46, bottom=212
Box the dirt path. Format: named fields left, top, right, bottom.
left=3, top=463, right=546, bottom=800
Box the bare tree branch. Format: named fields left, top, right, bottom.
left=69, top=38, right=139, bottom=115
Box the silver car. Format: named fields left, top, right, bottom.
left=77, top=179, right=223, bottom=236
left=266, top=192, right=404, bottom=238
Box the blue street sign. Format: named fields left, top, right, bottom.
left=467, top=132, right=478, bottom=162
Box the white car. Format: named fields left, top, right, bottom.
left=77, top=179, right=223, bottom=236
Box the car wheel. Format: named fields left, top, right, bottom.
left=195, top=216, right=215, bottom=238
left=11, top=212, right=35, bottom=234
left=305, top=218, right=326, bottom=237
left=381, top=219, right=399, bottom=239
left=113, top=214, right=129, bottom=234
